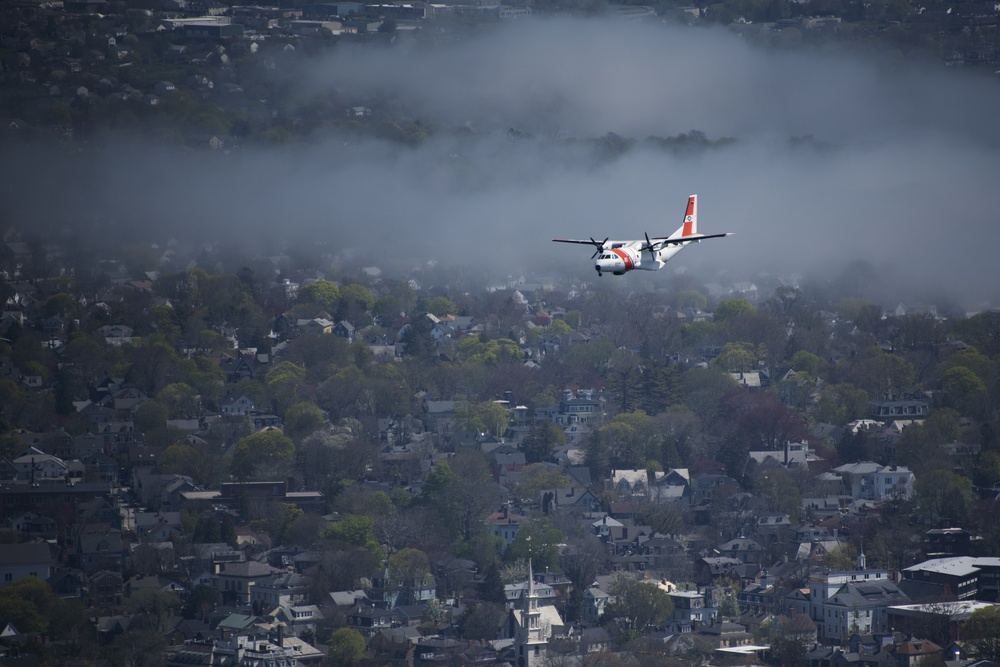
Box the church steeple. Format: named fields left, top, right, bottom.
left=516, top=558, right=545, bottom=667
left=858, top=541, right=866, bottom=570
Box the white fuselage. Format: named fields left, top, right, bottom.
left=594, top=241, right=687, bottom=275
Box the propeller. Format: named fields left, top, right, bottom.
left=642, top=232, right=657, bottom=257
left=590, top=237, right=609, bottom=259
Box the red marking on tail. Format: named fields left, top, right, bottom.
left=682, top=196, right=696, bottom=237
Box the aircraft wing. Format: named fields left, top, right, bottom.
left=650, top=232, right=734, bottom=245
left=552, top=238, right=611, bottom=245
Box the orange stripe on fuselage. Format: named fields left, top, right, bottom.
left=611, top=248, right=633, bottom=270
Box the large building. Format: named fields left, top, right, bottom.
left=901, top=556, right=1000, bottom=602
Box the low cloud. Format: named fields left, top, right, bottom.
left=2, top=17, right=999, bottom=305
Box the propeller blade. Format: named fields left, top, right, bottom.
left=590, top=237, right=609, bottom=259
left=643, top=232, right=657, bottom=256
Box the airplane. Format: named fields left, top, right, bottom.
left=553, top=194, right=733, bottom=277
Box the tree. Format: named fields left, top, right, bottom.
left=713, top=298, right=753, bottom=323
left=156, top=382, right=199, bottom=418
left=327, top=627, right=366, bottom=667
left=421, top=597, right=448, bottom=630
left=337, top=283, right=375, bottom=322
left=676, top=289, right=707, bottom=311
left=712, top=342, right=758, bottom=373
left=635, top=501, right=683, bottom=536
left=133, top=400, right=168, bottom=434
left=941, top=366, right=988, bottom=416
left=547, top=319, right=572, bottom=335
left=521, top=420, right=567, bottom=464
left=182, top=584, right=219, bottom=620
left=284, top=401, right=326, bottom=441
left=965, top=605, right=1000, bottom=660
left=420, top=296, right=457, bottom=316
left=298, top=280, right=340, bottom=311
left=604, top=575, right=674, bottom=633
left=606, top=348, right=643, bottom=413
left=231, top=429, right=295, bottom=481
left=587, top=411, right=661, bottom=472
left=816, top=383, right=870, bottom=427
left=505, top=517, right=565, bottom=572
left=515, top=464, right=572, bottom=509
left=458, top=602, right=507, bottom=640
left=561, top=533, right=607, bottom=622
left=387, top=547, right=431, bottom=604
left=322, top=514, right=382, bottom=559
left=823, top=543, right=859, bottom=570
left=453, top=400, right=511, bottom=437
left=914, top=470, right=976, bottom=526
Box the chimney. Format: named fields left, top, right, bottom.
left=277, top=624, right=284, bottom=648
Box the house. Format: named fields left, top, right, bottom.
left=214, top=560, right=283, bottom=605
left=78, top=529, right=124, bottom=574
left=821, top=579, right=910, bottom=642
left=539, top=486, right=600, bottom=515
left=591, top=514, right=625, bottom=541
left=0, top=542, right=54, bottom=584
left=0, top=480, right=111, bottom=520
left=535, top=389, right=604, bottom=427
left=695, top=620, right=754, bottom=648
left=135, top=511, right=182, bottom=541
left=582, top=586, right=611, bottom=624
left=717, top=538, right=766, bottom=564
left=485, top=506, right=526, bottom=552
left=48, top=567, right=86, bottom=599
left=670, top=590, right=713, bottom=628
left=131, top=542, right=176, bottom=573
left=693, top=557, right=743, bottom=586
left=297, top=317, right=333, bottom=335
left=12, top=446, right=69, bottom=482
left=329, top=589, right=369, bottom=608
left=268, top=604, right=324, bottom=637
left=923, top=527, right=975, bottom=558
left=828, top=462, right=915, bottom=501
left=7, top=512, right=57, bottom=540
left=504, top=579, right=558, bottom=611
left=609, top=468, right=657, bottom=497
left=424, top=400, right=457, bottom=432
left=219, top=357, right=254, bottom=383
left=252, top=572, right=311, bottom=609
left=89, top=570, right=124, bottom=607
left=333, top=320, right=355, bottom=343
left=348, top=604, right=396, bottom=637
left=745, top=441, right=822, bottom=473
left=221, top=394, right=255, bottom=415
left=807, top=563, right=891, bottom=630
left=869, top=394, right=929, bottom=421
left=369, top=566, right=436, bottom=609
left=167, top=633, right=304, bottom=666
left=82, top=452, right=118, bottom=484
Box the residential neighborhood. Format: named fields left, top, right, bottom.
left=2, top=205, right=1000, bottom=667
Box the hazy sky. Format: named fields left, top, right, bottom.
left=4, top=17, right=1000, bottom=304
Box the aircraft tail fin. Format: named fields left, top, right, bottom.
left=668, top=194, right=697, bottom=239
